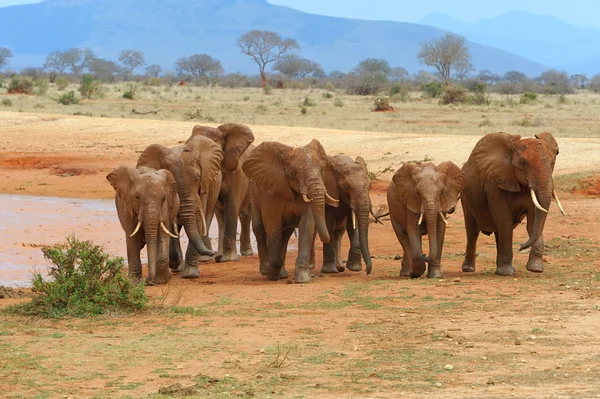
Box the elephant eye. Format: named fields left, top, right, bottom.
left=134, top=195, right=140, bottom=200
left=162, top=195, right=167, bottom=202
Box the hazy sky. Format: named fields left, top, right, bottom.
left=1, top=0, right=598, bottom=29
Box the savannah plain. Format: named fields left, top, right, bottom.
left=2, top=83, right=600, bottom=399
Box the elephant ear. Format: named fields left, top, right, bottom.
left=392, top=163, right=421, bottom=214
left=355, top=156, right=367, bottom=167
left=324, top=156, right=340, bottom=207
left=305, top=139, right=327, bottom=164
left=535, top=132, right=559, bottom=155
left=157, top=169, right=180, bottom=217
left=437, top=162, right=466, bottom=212
left=242, top=141, right=295, bottom=201
left=106, top=165, right=139, bottom=218
left=136, top=144, right=170, bottom=170
left=468, top=132, right=522, bottom=192
left=185, top=136, right=224, bottom=196
left=217, top=123, right=255, bottom=172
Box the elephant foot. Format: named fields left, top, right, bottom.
left=495, top=264, right=516, bottom=276
left=294, top=267, right=312, bottom=284
left=129, top=274, right=143, bottom=284
left=198, top=255, right=215, bottom=263
left=215, top=252, right=240, bottom=263
left=346, top=261, right=363, bottom=272
left=266, top=265, right=282, bottom=281
left=410, top=260, right=426, bottom=279
left=321, top=261, right=339, bottom=274
left=526, top=258, right=544, bottom=273
left=181, top=266, right=200, bottom=279
left=279, top=267, right=289, bottom=279
left=462, top=263, right=476, bottom=273
left=309, top=263, right=316, bottom=270
left=426, top=265, right=443, bottom=279
left=336, top=264, right=346, bottom=273
left=259, top=262, right=269, bottom=276
left=153, top=271, right=172, bottom=285
left=400, top=261, right=411, bottom=277
left=241, top=248, right=254, bottom=257
left=169, top=255, right=182, bottom=271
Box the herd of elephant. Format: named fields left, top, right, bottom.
left=106, top=124, right=566, bottom=285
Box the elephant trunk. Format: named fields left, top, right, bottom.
left=144, top=215, right=159, bottom=283
left=180, top=196, right=213, bottom=256
left=519, top=187, right=552, bottom=251
left=421, top=204, right=439, bottom=264
left=356, top=207, right=372, bottom=275
left=307, top=183, right=330, bottom=244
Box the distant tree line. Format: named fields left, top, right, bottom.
left=1, top=31, right=600, bottom=95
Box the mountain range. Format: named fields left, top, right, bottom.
left=0, top=0, right=546, bottom=76
left=420, top=11, right=600, bottom=74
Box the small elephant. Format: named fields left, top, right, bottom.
left=136, top=135, right=223, bottom=278
left=189, top=123, right=255, bottom=263
left=107, top=165, right=180, bottom=284
left=242, top=139, right=339, bottom=283
left=322, top=155, right=374, bottom=275
left=387, top=162, right=465, bottom=278
left=461, top=132, right=566, bottom=276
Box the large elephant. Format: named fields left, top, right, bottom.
left=242, top=139, right=339, bottom=283
left=107, top=165, right=180, bottom=284
left=387, top=162, right=465, bottom=278
left=321, top=155, right=374, bottom=275
left=189, top=123, right=255, bottom=262
left=461, top=132, right=566, bottom=276
left=136, top=135, right=223, bottom=278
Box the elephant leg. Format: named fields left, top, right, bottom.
left=345, top=215, right=363, bottom=272
left=181, top=242, right=201, bottom=278
left=279, top=228, right=295, bottom=279
left=198, top=209, right=216, bottom=263
left=126, top=234, right=143, bottom=282
left=252, top=209, right=269, bottom=276
left=525, top=210, right=544, bottom=273
left=155, top=233, right=172, bottom=284
left=322, top=209, right=338, bottom=273
left=265, top=229, right=284, bottom=281
left=462, top=210, right=479, bottom=273
left=495, top=226, right=515, bottom=276
left=218, top=195, right=241, bottom=263
left=309, top=231, right=317, bottom=270
left=169, top=227, right=183, bottom=271
left=214, top=209, right=230, bottom=263
left=426, top=218, right=446, bottom=279
left=239, top=205, right=254, bottom=257
left=391, top=218, right=411, bottom=277
left=295, top=211, right=316, bottom=284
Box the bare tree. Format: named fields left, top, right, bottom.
left=175, top=54, right=223, bottom=79
left=237, top=30, right=299, bottom=87
left=145, top=64, right=162, bottom=77
left=273, top=55, right=320, bottom=79
left=119, top=50, right=145, bottom=75
left=44, top=51, right=70, bottom=73
left=570, top=73, right=588, bottom=89
left=63, top=47, right=95, bottom=75
left=590, top=74, right=600, bottom=93
left=417, top=33, right=472, bottom=85
left=0, top=47, right=13, bottom=70
left=389, top=67, right=408, bottom=82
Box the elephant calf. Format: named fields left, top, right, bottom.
left=387, top=162, right=465, bottom=278
left=107, top=165, right=180, bottom=284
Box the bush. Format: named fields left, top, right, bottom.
left=123, top=84, right=136, bottom=100
left=300, top=106, right=307, bottom=115
left=302, top=97, right=316, bottom=107
left=56, top=91, right=80, bottom=105
left=263, top=86, right=273, bottom=95
left=440, top=85, right=467, bottom=105
left=322, top=92, right=334, bottom=99
left=468, top=83, right=489, bottom=105
left=0, top=78, right=4, bottom=88
left=333, top=98, right=344, bottom=107
left=7, top=76, right=34, bottom=94
left=421, top=81, right=443, bottom=98
left=34, top=78, right=49, bottom=96
left=2, top=98, right=12, bottom=107
left=145, top=77, right=162, bottom=86
left=558, top=94, right=568, bottom=104
left=79, top=74, right=101, bottom=99
left=345, top=73, right=388, bottom=96
left=520, top=92, right=538, bottom=104
left=3, top=236, right=147, bottom=318
left=373, top=96, right=394, bottom=111
left=55, top=77, right=69, bottom=91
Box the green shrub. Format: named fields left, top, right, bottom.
left=2, top=98, right=12, bottom=107
left=123, top=84, right=136, bottom=100
left=421, top=81, right=443, bottom=98
left=390, top=84, right=410, bottom=102
left=263, top=86, right=272, bottom=95
left=303, top=97, right=316, bottom=107
left=373, top=96, right=394, bottom=111
left=558, top=94, right=568, bottom=104
left=300, top=106, right=307, bottom=115
left=56, top=91, right=79, bottom=105
left=440, top=85, right=467, bottom=105
left=34, top=78, right=49, bottom=96
left=333, top=98, right=344, bottom=107
left=55, top=77, right=69, bottom=91
left=0, top=78, right=4, bottom=88
left=145, top=77, right=162, bottom=86
left=79, top=74, right=101, bottom=99
left=243, top=96, right=250, bottom=102
left=520, top=92, right=538, bottom=104
left=468, top=83, right=489, bottom=105
left=3, top=236, right=147, bottom=318
left=7, top=76, right=34, bottom=94
left=322, top=92, right=334, bottom=99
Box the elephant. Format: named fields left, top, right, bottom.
left=321, top=155, right=374, bottom=275
left=387, top=161, right=465, bottom=278
left=189, top=123, right=255, bottom=263
left=461, top=132, right=566, bottom=276
left=107, top=165, right=180, bottom=284
left=242, top=139, right=339, bottom=283
left=136, top=135, right=223, bottom=278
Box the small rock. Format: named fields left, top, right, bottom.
left=394, top=255, right=402, bottom=260
left=466, top=368, right=474, bottom=373
left=452, top=278, right=461, bottom=283
left=481, top=356, right=487, bottom=360
left=486, top=379, right=495, bottom=385
left=353, top=346, right=359, bottom=351
left=434, top=382, right=442, bottom=387
left=464, top=342, right=475, bottom=348
left=514, top=338, right=522, bottom=345
left=444, top=364, right=454, bottom=371
left=444, top=331, right=453, bottom=338
left=399, top=313, right=407, bottom=317
left=260, top=348, right=265, bottom=353
left=528, top=335, right=537, bottom=340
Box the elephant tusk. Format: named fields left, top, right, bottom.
left=530, top=188, right=548, bottom=213
left=418, top=213, right=424, bottom=226
left=130, top=220, right=142, bottom=237
left=326, top=192, right=340, bottom=203
left=553, top=190, right=566, bottom=216
left=294, top=229, right=298, bottom=237
left=352, top=211, right=357, bottom=230
left=439, top=212, right=448, bottom=225
left=173, top=222, right=178, bottom=234
left=161, top=222, right=179, bottom=238
left=302, top=194, right=312, bottom=203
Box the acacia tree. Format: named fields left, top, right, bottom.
left=417, top=33, right=472, bottom=85
left=273, top=55, right=320, bottom=79
left=0, top=47, right=13, bottom=70
left=63, top=47, right=95, bottom=75
left=237, top=30, right=299, bottom=87
left=175, top=54, right=223, bottom=79
left=44, top=51, right=69, bottom=73
left=119, top=50, right=145, bottom=75
left=389, top=67, right=408, bottom=82
left=145, top=64, right=162, bottom=77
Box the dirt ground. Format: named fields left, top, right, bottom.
left=1, top=112, right=600, bottom=398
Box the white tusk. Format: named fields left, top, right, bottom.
left=173, top=222, right=178, bottom=233
left=439, top=212, right=448, bottom=225
left=294, top=229, right=298, bottom=237
left=130, top=220, right=142, bottom=237
left=326, top=192, right=340, bottom=203
left=553, top=190, right=566, bottom=216
left=303, top=194, right=312, bottom=203
left=530, top=188, right=548, bottom=213
left=161, top=222, right=179, bottom=238
left=418, top=213, right=424, bottom=226
left=352, top=211, right=357, bottom=230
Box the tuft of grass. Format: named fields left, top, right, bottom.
left=2, top=98, right=12, bottom=107
left=333, top=97, right=344, bottom=107
left=513, top=116, right=542, bottom=127
left=520, top=92, right=538, bottom=104
left=56, top=91, right=79, bottom=105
